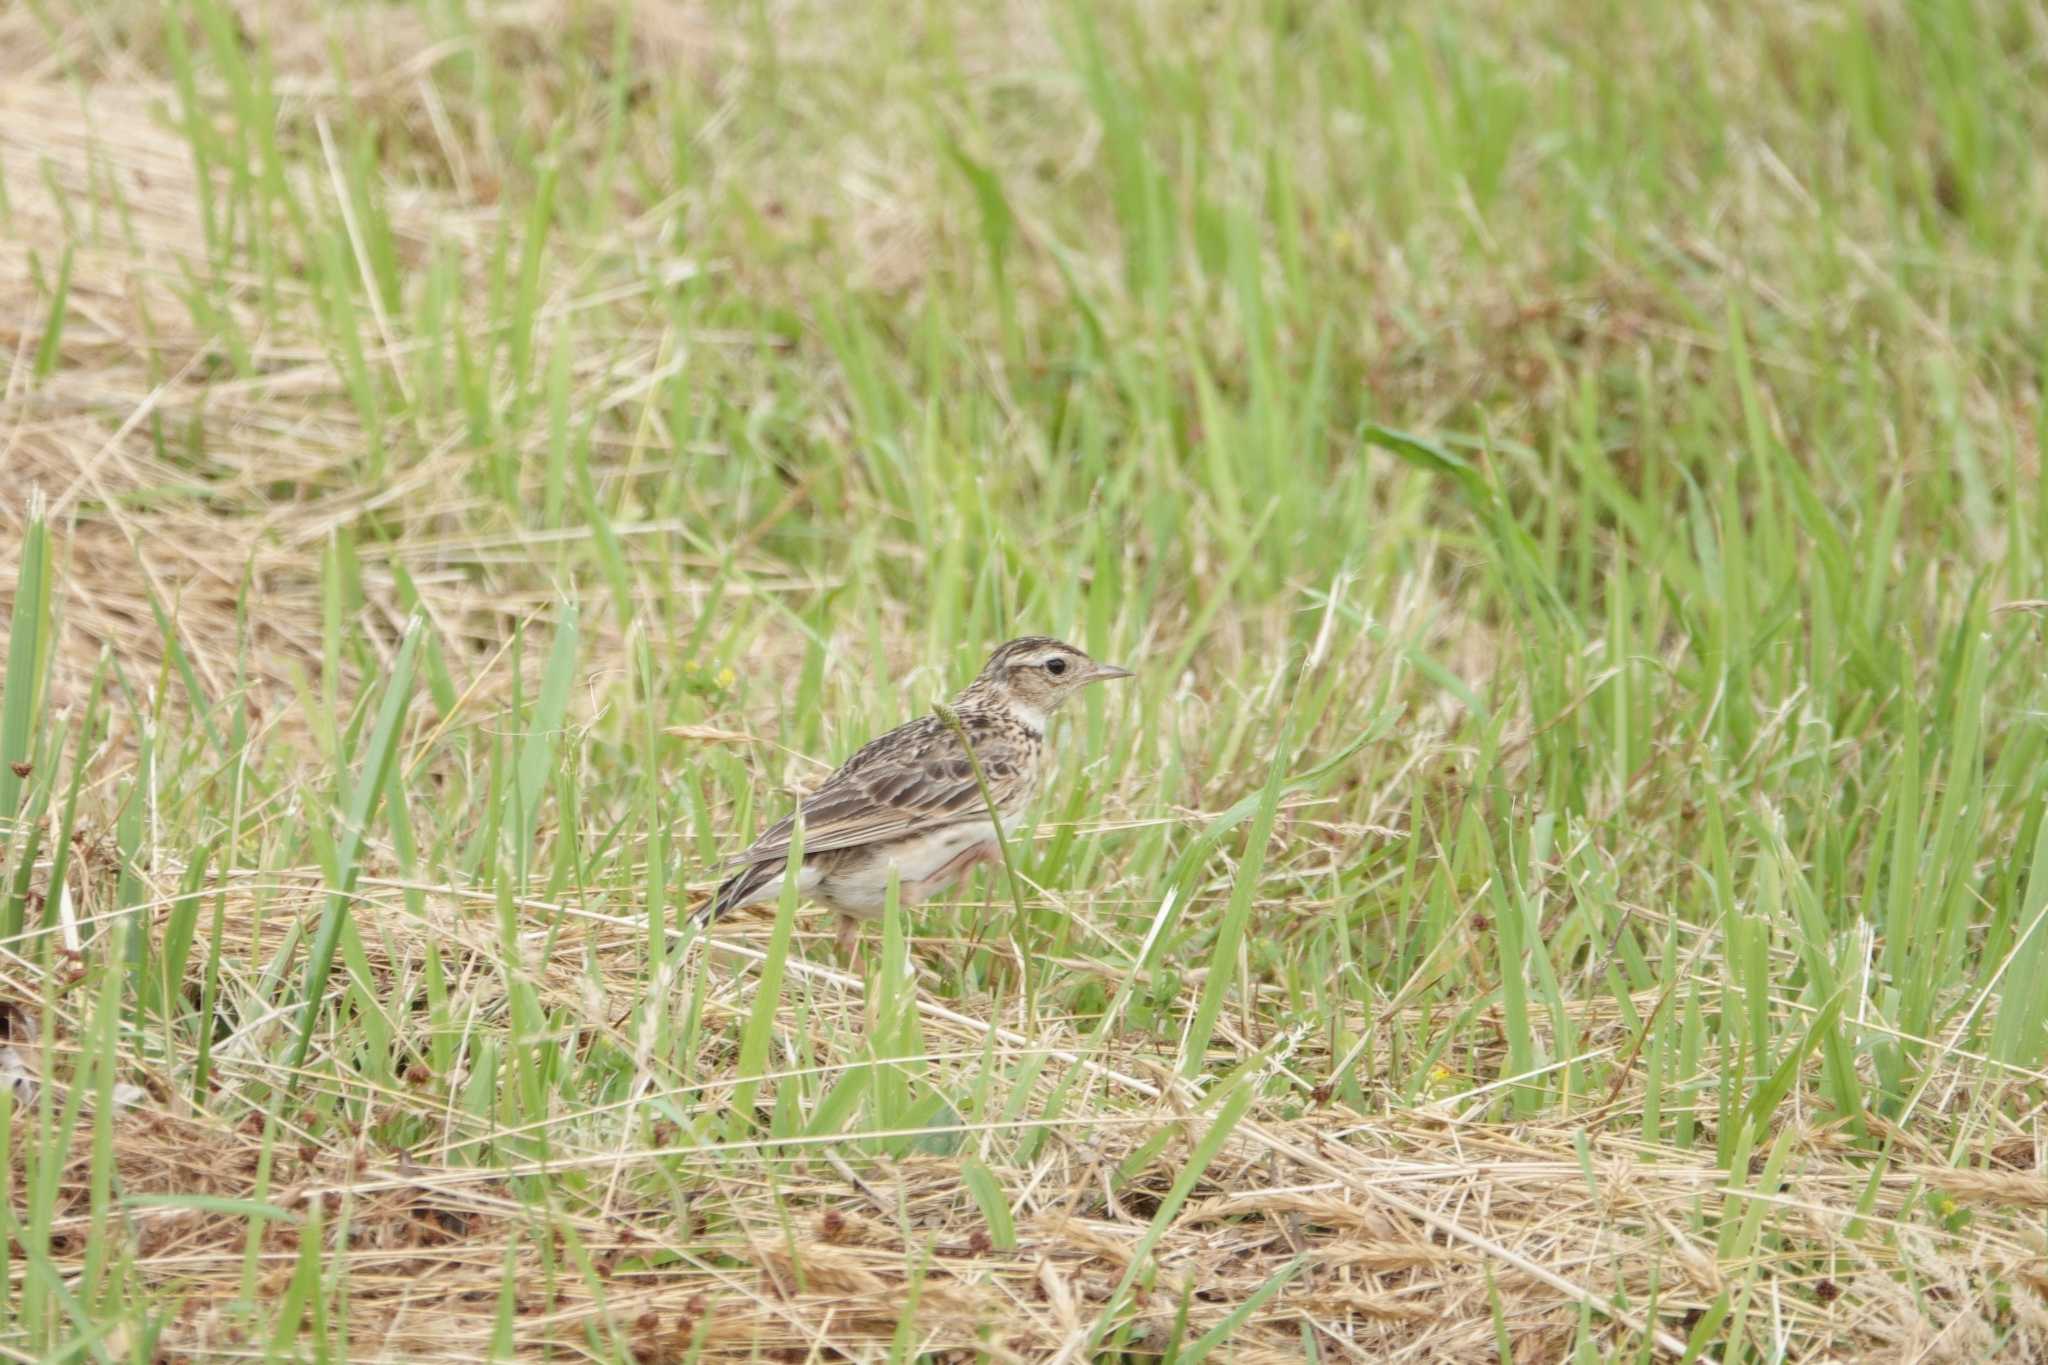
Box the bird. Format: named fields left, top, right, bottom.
left=693, top=636, right=1132, bottom=959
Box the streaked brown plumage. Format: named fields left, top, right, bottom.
left=695, top=636, right=1131, bottom=954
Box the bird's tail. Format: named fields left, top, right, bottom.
left=691, top=861, right=777, bottom=929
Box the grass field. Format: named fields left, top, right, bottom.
left=3, top=0, right=2048, bottom=1359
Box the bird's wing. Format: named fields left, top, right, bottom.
left=724, top=714, right=1030, bottom=870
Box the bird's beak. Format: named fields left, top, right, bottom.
left=1088, top=661, right=1134, bottom=682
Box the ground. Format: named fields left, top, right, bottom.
left=3, top=0, right=2048, bottom=1360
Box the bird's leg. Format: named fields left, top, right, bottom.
left=835, top=913, right=863, bottom=968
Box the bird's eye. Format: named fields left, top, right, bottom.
left=1045, top=657, right=1068, bottom=676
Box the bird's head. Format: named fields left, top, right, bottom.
left=961, top=636, right=1132, bottom=728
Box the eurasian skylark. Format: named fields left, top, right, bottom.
left=694, top=637, right=1132, bottom=956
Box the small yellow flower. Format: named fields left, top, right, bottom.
left=716, top=666, right=737, bottom=689
left=683, top=660, right=700, bottom=674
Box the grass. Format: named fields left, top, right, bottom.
left=2, top=0, right=2048, bottom=1358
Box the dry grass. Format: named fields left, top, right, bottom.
left=4, top=863, right=2046, bottom=1360
left=7, top=0, right=2048, bottom=1361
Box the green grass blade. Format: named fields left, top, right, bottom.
left=1080, top=1076, right=1256, bottom=1355
left=32, top=245, right=73, bottom=380
left=513, top=603, right=580, bottom=859
left=1181, top=706, right=1293, bottom=1077
left=0, top=493, right=51, bottom=823
left=958, top=1156, right=1017, bottom=1251
left=285, top=614, right=424, bottom=1074
left=731, top=815, right=805, bottom=1126
left=1177, top=1256, right=1303, bottom=1365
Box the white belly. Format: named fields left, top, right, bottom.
left=817, top=820, right=1006, bottom=919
